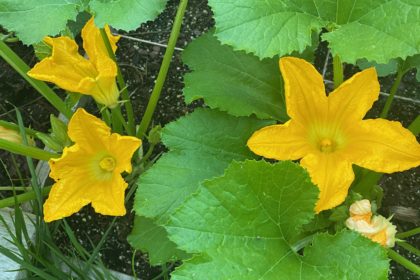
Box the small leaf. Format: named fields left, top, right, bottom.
left=183, top=32, right=287, bottom=121
left=127, top=216, right=189, bottom=265
left=90, top=0, right=168, bottom=30
left=0, top=0, right=82, bottom=44
left=357, top=59, right=398, bottom=77
left=167, top=160, right=389, bottom=279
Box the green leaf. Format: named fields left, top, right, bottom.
left=183, top=32, right=287, bottom=121
left=90, top=0, right=168, bottom=30
left=131, top=109, right=272, bottom=264
left=135, top=108, right=273, bottom=220
left=127, top=216, right=189, bottom=265
left=167, top=160, right=389, bottom=279
left=357, top=59, right=398, bottom=77
left=209, top=0, right=420, bottom=63
left=0, top=0, right=83, bottom=44
left=323, top=1, right=420, bottom=64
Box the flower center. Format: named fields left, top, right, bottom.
left=99, top=156, right=116, bottom=172
left=319, top=138, right=335, bottom=153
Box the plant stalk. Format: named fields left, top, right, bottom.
left=397, top=227, right=420, bottom=239
left=0, top=186, right=51, bottom=208
left=380, top=69, right=404, bottom=118
left=0, top=139, right=57, bottom=161
left=333, top=54, right=343, bottom=89
left=397, top=241, right=420, bottom=256
left=136, top=0, right=189, bottom=138
left=388, top=249, right=420, bottom=275
left=0, top=40, right=72, bottom=118
left=99, top=28, right=135, bottom=136
left=0, top=120, right=39, bottom=136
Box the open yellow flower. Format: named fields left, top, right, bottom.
left=247, top=57, right=420, bottom=212
left=28, top=18, right=121, bottom=108
left=44, top=108, right=141, bottom=222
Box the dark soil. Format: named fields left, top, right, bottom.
left=0, top=0, right=418, bottom=279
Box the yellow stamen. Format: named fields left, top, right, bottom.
left=319, top=138, right=334, bottom=153
left=99, top=156, right=116, bottom=172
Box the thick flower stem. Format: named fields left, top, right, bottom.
left=0, top=186, right=51, bottom=209
left=0, top=139, right=57, bottom=161
left=136, top=0, right=189, bottom=138
left=333, top=54, right=343, bottom=89
left=380, top=69, right=404, bottom=118
left=397, top=227, right=420, bottom=239
left=99, top=28, right=135, bottom=136
left=408, top=115, right=420, bottom=135
left=388, top=249, right=420, bottom=275
left=0, top=40, right=72, bottom=118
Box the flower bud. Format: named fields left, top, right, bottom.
left=349, top=199, right=372, bottom=223
left=0, top=126, right=23, bottom=144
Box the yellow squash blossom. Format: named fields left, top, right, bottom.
left=28, top=18, right=121, bottom=108
left=247, top=57, right=420, bottom=212
left=44, top=108, right=141, bottom=222
left=346, top=200, right=397, bottom=248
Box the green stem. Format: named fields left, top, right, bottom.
left=0, top=186, right=30, bottom=191
left=333, top=55, right=343, bottom=89
left=0, top=40, right=72, bottom=118
left=0, top=186, right=51, bottom=208
left=136, top=0, right=189, bottom=138
left=380, top=69, right=404, bottom=118
left=397, top=241, right=420, bottom=256
left=0, top=120, right=39, bottom=136
left=397, top=227, right=420, bottom=239
left=99, top=28, right=135, bottom=136
left=408, top=115, right=420, bottom=136
left=112, top=106, right=131, bottom=134
left=388, top=249, right=420, bottom=275
left=111, top=107, right=123, bottom=134
left=291, top=234, right=315, bottom=252
left=0, top=139, right=57, bottom=161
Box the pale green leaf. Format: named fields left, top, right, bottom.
left=183, top=32, right=287, bottom=121
left=167, top=160, right=389, bottom=279
left=0, top=0, right=82, bottom=44
left=90, top=0, right=168, bottom=30
left=209, top=0, right=420, bottom=63
left=127, top=216, right=189, bottom=265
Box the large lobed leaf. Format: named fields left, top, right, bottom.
left=0, top=0, right=168, bottom=44
left=167, top=160, right=389, bottom=279
left=90, top=0, right=168, bottom=30
left=208, top=0, right=420, bottom=63
left=0, top=0, right=83, bottom=44
left=130, top=109, right=272, bottom=264
left=183, top=32, right=287, bottom=121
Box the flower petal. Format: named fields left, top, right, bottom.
left=82, top=17, right=120, bottom=67
left=80, top=18, right=119, bottom=107
left=345, top=119, right=420, bottom=173
left=247, top=120, right=312, bottom=160
left=328, top=68, right=380, bottom=125
left=301, top=153, right=355, bottom=212
left=279, top=57, right=328, bottom=125
left=91, top=174, right=127, bottom=216
left=27, top=37, right=98, bottom=94
left=45, top=147, right=97, bottom=222
left=106, top=133, right=142, bottom=173
left=68, top=108, right=110, bottom=152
